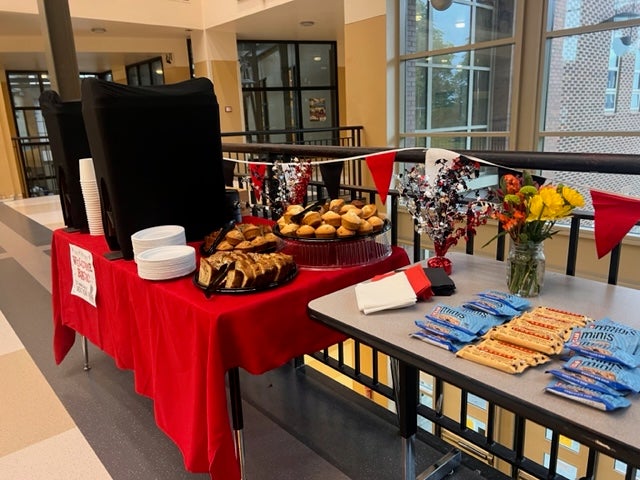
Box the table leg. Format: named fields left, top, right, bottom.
left=81, top=335, right=91, bottom=371
left=390, top=358, right=418, bottom=480
left=228, top=367, right=246, bottom=479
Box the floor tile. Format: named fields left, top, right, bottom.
left=0, top=349, right=76, bottom=456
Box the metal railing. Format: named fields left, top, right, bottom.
left=221, top=142, right=640, bottom=480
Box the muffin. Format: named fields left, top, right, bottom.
left=302, top=211, right=323, bottom=228
left=283, top=205, right=304, bottom=223
left=361, top=204, right=378, bottom=219
left=357, top=220, right=373, bottom=235
left=367, top=216, right=385, bottom=232
left=296, top=225, right=316, bottom=238
left=341, top=210, right=362, bottom=230
left=336, top=226, right=356, bottom=238
left=315, top=224, right=336, bottom=239
left=329, top=198, right=345, bottom=212
left=280, top=223, right=299, bottom=237
left=321, top=210, right=342, bottom=227
left=351, top=199, right=365, bottom=209
left=339, top=204, right=360, bottom=215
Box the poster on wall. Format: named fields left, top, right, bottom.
left=309, top=98, right=326, bottom=122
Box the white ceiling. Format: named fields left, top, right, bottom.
left=0, top=1, right=345, bottom=72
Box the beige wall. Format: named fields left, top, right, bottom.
left=0, top=74, right=24, bottom=199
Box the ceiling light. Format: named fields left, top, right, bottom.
left=91, top=27, right=106, bottom=34
left=300, top=21, right=315, bottom=27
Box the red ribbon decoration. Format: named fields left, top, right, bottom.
left=249, top=163, right=267, bottom=202
left=591, top=189, right=640, bottom=258
left=365, top=151, right=397, bottom=203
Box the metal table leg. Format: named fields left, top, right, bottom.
left=82, top=335, right=91, bottom=371
left=391, top=358, right=419, bottom=480
left=391, top=358, right=460, bottom=480
left=228, top=367, right=246, bottom=479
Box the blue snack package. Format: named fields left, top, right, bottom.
left=426, top=304, right=498, bottom=336
left=462, top=297, right=520, bottom=318
left=415, top=319, right=477, bottom=344
left=410, top=330, right=467, bottom=352
left=545, top=369, right=627, bottom=397
left=586, top=318, right=640, bottom=354
left=477, top=290, right=530, bottom=311
left=545, top=379, right=631, bottom=411
left=563, top=355, right=640, bottom=393
left=566, top=327, right=640, bottom=368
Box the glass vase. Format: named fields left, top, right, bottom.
left=506, top=241, right=545, bottom=297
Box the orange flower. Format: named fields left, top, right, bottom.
left=502, top=174, right=521, bottom=194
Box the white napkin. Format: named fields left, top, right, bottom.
left=355, top=272, right=417, bottom=314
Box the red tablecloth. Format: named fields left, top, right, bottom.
left=51, top=227, right=409, bottom=479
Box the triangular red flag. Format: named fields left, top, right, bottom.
left=591, top=189, right=640, bottom=258
left=365, top=150, right=396, bottom=203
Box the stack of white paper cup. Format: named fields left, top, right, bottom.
left=79, top=158, right=104, bottom=236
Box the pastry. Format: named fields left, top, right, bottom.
left=296, top=225, right=316, bottom=238
left=361, top=204, right=377, bottom=219
left=280, top=223, right=299, bottom=237
left=302, top=211, right=323, bottom=228
left=339, top=204, right=360, bottom=215
left=321, top=210, right=342, bottom=227
left=250, top=236, right=269, bottom=252
left=357, top=220, right=373, bottom=235
left=241, top=224, right=260, bottom=240
left=367, top=216, right=384, bottom=232
left=341, top=210, right=362, bottom=230
left=315, top=224, right=336, bottom=239
left=225, top=228, right=245, bottom=246
left=263, top=232, right=280, bottom=249
left=351, top=199, right=365, bottom=209
left=215, top=240, right=234, bottom=251
left=235, top=240, right=254, bottom=252
left=336, top=226, right=356, bottom=238
left=329, top=198, right=345, bottom=212
left=284, top=205, right=304, bottom=223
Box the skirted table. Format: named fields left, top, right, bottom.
left=51, top=225, right=409, bottom=479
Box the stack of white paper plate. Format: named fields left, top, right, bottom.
left=131, top=225, right=186, bottom=260
left=136, top=245, right=196, bottom=280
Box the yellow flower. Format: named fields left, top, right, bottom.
left=562, top=186, right=584, bottom=208
left=527, top=186, right=565, bottom=221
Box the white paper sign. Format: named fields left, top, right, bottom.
left=70, top=244, right=97, bottom=307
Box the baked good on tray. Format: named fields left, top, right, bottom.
left=202, top=223, right=280, bottom=253
left=198, top=251, right=295, bottom=289
left=275, top=199, right=387, bottom=239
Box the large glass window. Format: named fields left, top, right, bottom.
left=400, top=0, right=516, bottom=150
left=126, top=57, right=164, bottom=86
left=238, top=41, right=338, bottom=144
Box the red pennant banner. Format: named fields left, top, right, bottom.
left=591, top=189, right=640, bottom=258
left=249, top=163, right=267, bottom=201
left=365, top=151, right=397, bottom=203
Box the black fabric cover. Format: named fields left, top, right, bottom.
left=81, top=77, right=229, bottom=260
left=39, top=90, right=90, bottom=231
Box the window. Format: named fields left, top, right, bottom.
left=631, top=52, right=640, bottom=111
left=606, top=34, right=621, bottom=113
left=399, top=0, right=516, bottom=151
left=126, top=57, right=164, bottom=86
left=237, top=41, right=338, bottom=144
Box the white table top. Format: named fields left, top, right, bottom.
left=308, top=252, right=640, bottom=467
